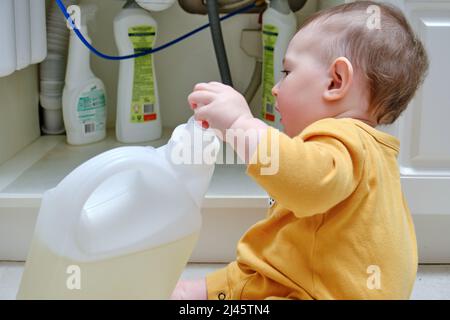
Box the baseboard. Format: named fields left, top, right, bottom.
left=0, top=201, right=449, bottom=263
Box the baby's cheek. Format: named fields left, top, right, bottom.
left=282, top=101, right=302, bottom=120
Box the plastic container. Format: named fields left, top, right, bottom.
left=30, top=0, right=47, bottom=64
left=14, top=0, right=32, bottom=71
left=0, top=0, right=16, bottom=77
left=114, top=0, right=162, bottom=143
left=261, top=0, right=297, bottom=130
left=136, top=0, right=176, bottom=11
left=62, top=9, right=107, bottom=145
left=17, top=117, right=220, bottom=299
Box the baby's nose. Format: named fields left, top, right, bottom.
left=271, top=83, right=279, bottom=97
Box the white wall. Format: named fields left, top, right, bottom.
left=318, top=0, right=345, bottom=9
left=0, top=65, right=40, bottom=165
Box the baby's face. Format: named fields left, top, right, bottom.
left=272, top=27, right=335, bottom=137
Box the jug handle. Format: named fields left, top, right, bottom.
left=57, top=147, right=160, bottom=234
left=53, top=146, right=199, bottom=260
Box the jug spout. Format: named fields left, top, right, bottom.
left=159, top=117, right=220, bottom=207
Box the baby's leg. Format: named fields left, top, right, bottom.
left=170, top=278, right=207, bottom=300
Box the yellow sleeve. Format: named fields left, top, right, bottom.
left=246, top=119, right=365, bottom=217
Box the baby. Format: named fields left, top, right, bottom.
left=171, top=1, right=428, bottom=299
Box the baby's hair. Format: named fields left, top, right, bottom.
left=300, top=1, right=429, bottom=125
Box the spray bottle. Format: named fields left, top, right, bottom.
left=62, top=4, right=107, bottom=145
left=261, top=0, right=297, bottom=130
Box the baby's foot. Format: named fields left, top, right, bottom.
left=170, top=279, right=207, bottom=300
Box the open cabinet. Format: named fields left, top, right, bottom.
left=1, top=0, right=449, bottom=264
left=0, top=0, right=323, bottom=262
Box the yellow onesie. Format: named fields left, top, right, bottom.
left=206, top=117, right=418, bottom=300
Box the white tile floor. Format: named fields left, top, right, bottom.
left=1, top=262, right=449, bottom=300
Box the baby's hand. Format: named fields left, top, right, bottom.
left=188, top=81, right=253, bottom=137
left=170, top=278, right=207, bottom=300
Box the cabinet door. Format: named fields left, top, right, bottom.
left=378, top=0, right=450, bottom=262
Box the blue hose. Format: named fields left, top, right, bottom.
left=55, top=0, right=257, bottom=61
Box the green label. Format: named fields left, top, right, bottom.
left=128, top=25, right=157, bottom=123
left=77, top=85, right=106, bottom=135
left=262, top=24, right=278, bottom=123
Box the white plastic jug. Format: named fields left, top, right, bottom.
left=17, top=117, right=220, bottom=299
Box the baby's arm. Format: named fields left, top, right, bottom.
left=247, top=120, right=366, bottom=217
left=170, top=278, right=207, bottom=300
left=188, top=82, right=364, bottom=217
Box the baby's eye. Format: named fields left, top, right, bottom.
left=281, top=69, right=290, bottom=77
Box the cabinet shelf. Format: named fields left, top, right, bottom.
left=0, top=128, right=267, bottom=207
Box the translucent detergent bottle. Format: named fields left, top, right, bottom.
left=17, top=117, right=220, bottom=299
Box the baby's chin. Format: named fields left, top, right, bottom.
left=282, top=126, right=303, bottom=138
left=282, top=121, right=312, bottom=138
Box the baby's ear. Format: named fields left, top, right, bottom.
left=323, top=57, right=353, bottom=101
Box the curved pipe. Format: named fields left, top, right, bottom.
left=206, top=0, right=233, bottom=86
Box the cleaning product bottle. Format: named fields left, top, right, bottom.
left=114, top=0, right=162, bottom=143
left=14, top=0, right=32, bottom=71
left=0, top=0, right=16, bottom=77
left=30, top=0, right=47, bottom=64
left=62, top=5, right=107, bottom=145
left=261, top=0, right=297, bottom=130
left=17, top=116, right=220, bottom=299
